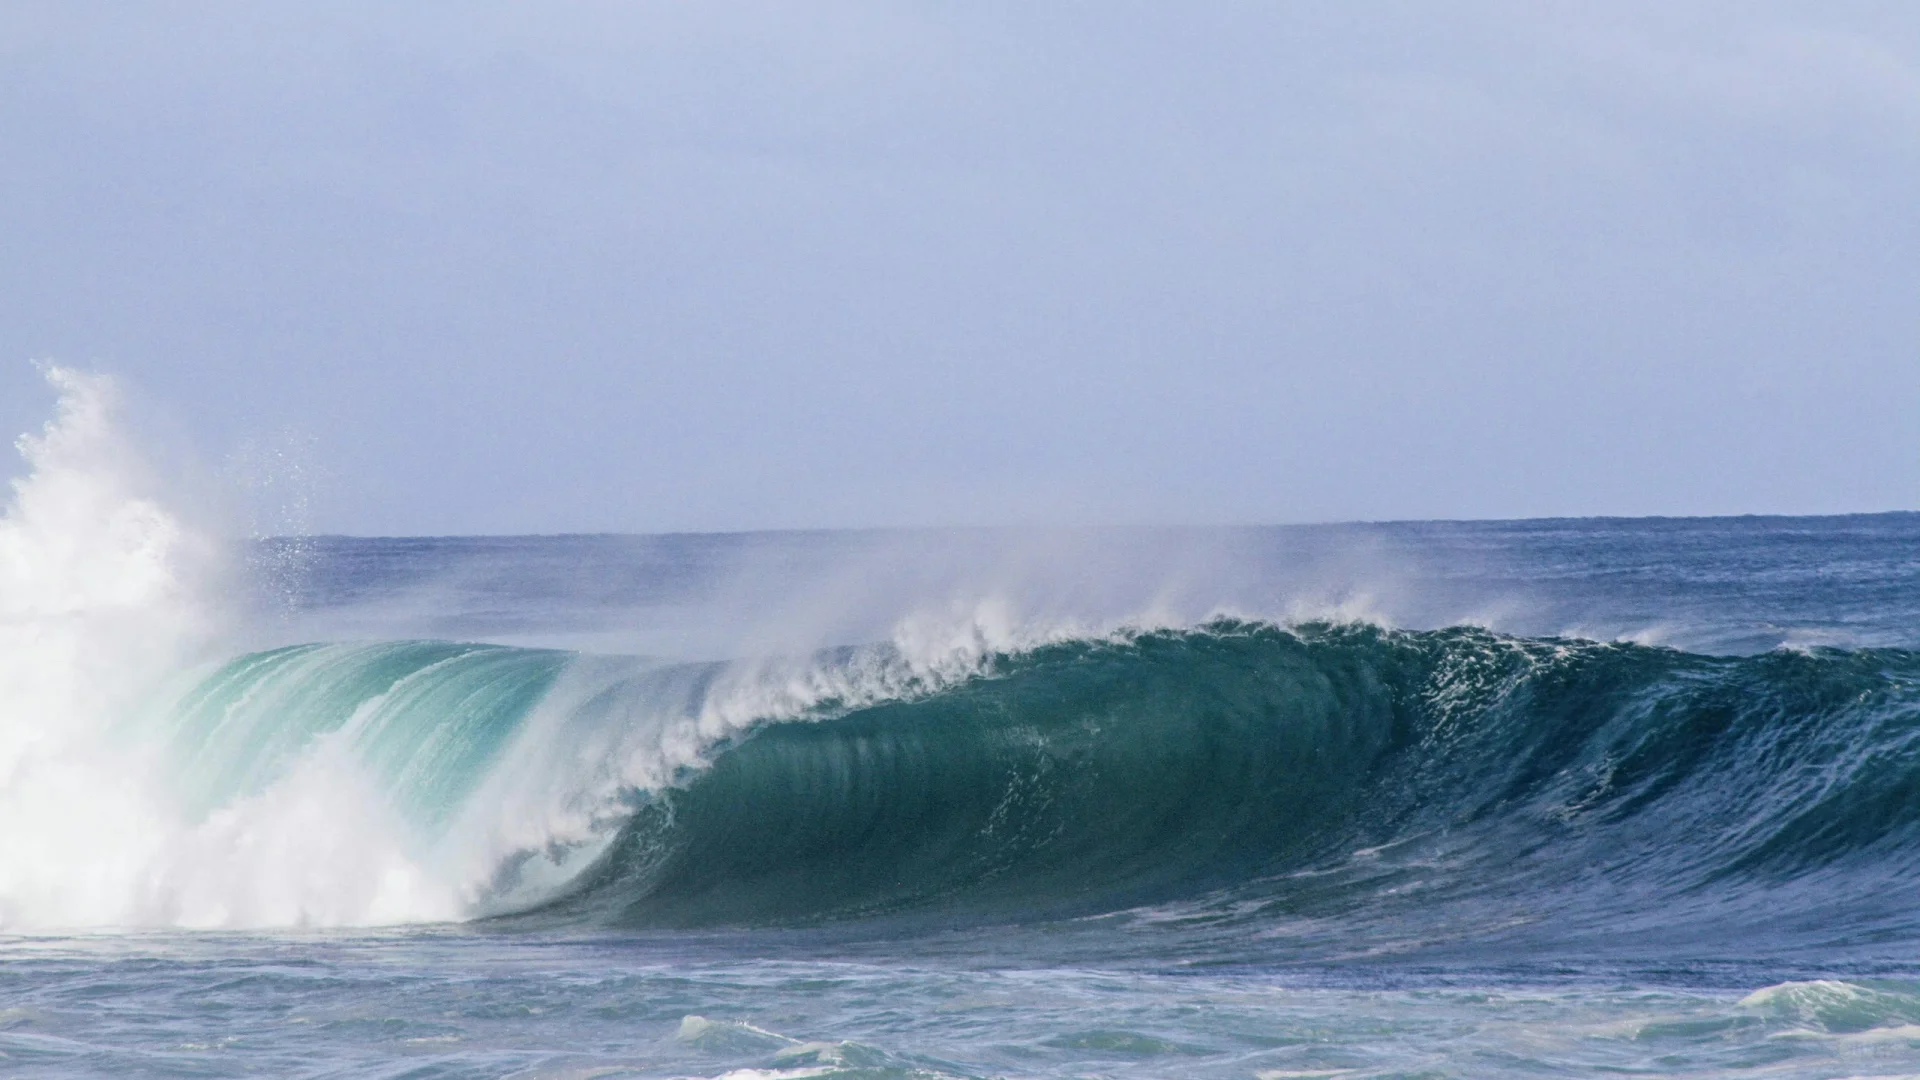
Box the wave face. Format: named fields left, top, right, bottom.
left=128, top=613, right=1920, bottom=944
left=524, top=622, right=1920, bottom=943
left=44, top=613, right=1898, bottom=946
left=564, top=622, right=1408, bottom=927
left=16, top=547, right=1920, bottom=944
left=163, top=642, right=569, bottom=827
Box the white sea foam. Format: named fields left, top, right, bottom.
left=0, top=367, right=210, bottom=927
left=0, top=368, right=459, bottom=929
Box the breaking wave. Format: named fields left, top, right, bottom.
left=7, top=368, right=1920, bottom=954
left=71, top=618, right=1920, bottom=944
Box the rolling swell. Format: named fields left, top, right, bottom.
left=547, top=622, right=1920, bottom=935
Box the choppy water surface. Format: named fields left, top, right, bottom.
left=12, top=933, right=1920, bottom=1079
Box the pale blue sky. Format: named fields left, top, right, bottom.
left=2, top=2, right=1915, bottom=534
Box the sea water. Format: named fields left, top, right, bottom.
left=6, top=371, right=1920, bottom=1078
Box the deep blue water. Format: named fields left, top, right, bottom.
left=10, top=514, right=1920, bottom=1078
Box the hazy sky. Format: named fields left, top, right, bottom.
left=2, top=2, right=1915, bottom=535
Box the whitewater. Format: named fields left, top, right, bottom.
left=7, top=369, right=1920, bottom=1078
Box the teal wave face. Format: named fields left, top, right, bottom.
left=536, top=623, right=1920, bottom=941
left=151, top=621, right=1920, bottom=947
left=558, top=622, right=1412, bottom=927
left=161, top=641, right=571, bottom=831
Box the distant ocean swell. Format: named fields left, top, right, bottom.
left=147, top=621, right=1920, bottom=938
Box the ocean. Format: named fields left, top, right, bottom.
left=7, top=375, right=1920, bottom=1078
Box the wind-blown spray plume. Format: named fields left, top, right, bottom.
left=0, top=368, right=454, bottom=928
left=0, top=368, right=210, bottom=926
